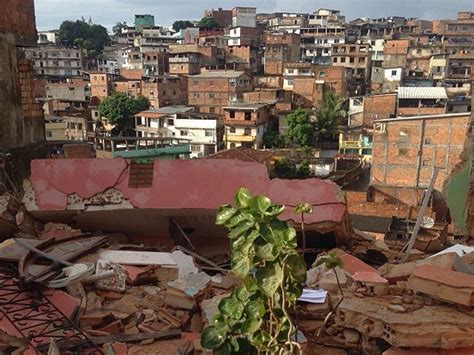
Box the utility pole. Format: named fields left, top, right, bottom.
left=399, top=168, right=439, bottom=263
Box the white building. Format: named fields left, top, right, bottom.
left=308, top=9, right=345, bottom=27
left=300, top=27, right=346, bottom=60
left=384, top=68, right=402, bottom=82
left=38, top=31, right=60, bottom=45
left=368, top=38, right=385, bottom=62
left=134, top=106, right=224, bottom=158
left=25, top=45, right=84, bottom=77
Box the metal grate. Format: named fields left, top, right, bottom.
left=0, top=272, right=102, bottom=354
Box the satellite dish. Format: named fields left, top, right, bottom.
left=421, top=216, right=435, bottom=229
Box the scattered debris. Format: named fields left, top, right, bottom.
left=0, top=186, right=473, bottom=354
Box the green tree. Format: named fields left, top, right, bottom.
left=112, top=22, right=127, bottom=36
left=286, top=108, right=315, bottom=147
left=272, top=158, right=311, bottom=180
left=197, top=17, right=221, bottom=29
left=58, top=19, right=110, bottom=57
left=98, top=93, right=150, bottom=134
left=201, top=188, right=307, bottom=354
left=172, top=20, right=195, bottom=32
left=314, top=92, right=346, bottom=145
left=262, top=131, right=286, bottom=149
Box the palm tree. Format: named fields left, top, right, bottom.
left=314, top=92, right=347, bottom=147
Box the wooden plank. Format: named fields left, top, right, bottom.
left=0, top=238, right=42, bottom=262
left=68, top=329, right=181, bottom=347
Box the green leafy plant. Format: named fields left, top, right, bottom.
left=201, top=188, right=307, bottom=354
left=294, top=203, right=313, bottom=254
left=272, top=159, right=311, bottom=180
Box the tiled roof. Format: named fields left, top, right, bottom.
left=208, top=147, right=273, bottom=164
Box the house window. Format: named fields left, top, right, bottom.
left=391, top=70, right=397, bottom=76
left=180, top=130, right=188, bottom=136
left=209, top=93, right=215, bottom=98
left=244, top=128, right=251, bottom=136
left=230, top=127, right=236, bottom=133
left=210, top=107, right=216, bottom=113
left=167, top=119, right=174, bottom=126
left=398, top=148, right=408, bottom=156
left=46, top=131, right=52, bottom=138
left=245, top=112, right=252, bottom=120
left=333, top=57, right=338, bottom=63
left=229, top=111, right=236, bottom=119
left=349, top=57, right=355, bottom=63
left=205, top=130, right=213, bottom=137
left=230, top=143, right=236, bottom=148
left=341, top=57, right=346, bottom=63
left=399, top=130, right=409, bottom=143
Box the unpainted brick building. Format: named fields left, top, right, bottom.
left=370, top=112, right=471, bottom=207
left=188, top=71, right=253, bottom=114
left=0, top=0, right=45, bottom=150
left=264, top=33, right=300, bottom=76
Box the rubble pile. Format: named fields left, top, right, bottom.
left=0, top=227, right=238, bottom=354
left=298, top=246, right=474, bottom=354
left=0, top=190, right=473, bottom=354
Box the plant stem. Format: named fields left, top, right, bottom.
left=333, top=267, right=344, bottom=297
left=301, top=212, right=306, bottom=255
left=315, top=267, right=345, bottom=343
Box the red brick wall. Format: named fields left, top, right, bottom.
left=188, top=74, right=253, bottom=114
left=384, top=40, right=410, bottom=55
left=18, top=58, right=43, bottom=120
left=119, top=69, right=144, bottom=80
left=0, top=0, right=36, bottom=42
left=293, top=78, right=316, bottom=108
left=63, top=144, right=95, bottom=158
left=224, top=107, right=269, bottom=125
left=363, top=94, right=397, bottom=127
left=90, top=74, right=111, bottom=101
left=314, top=66, right=347, bottom=98
left=370, top=114, right=471, bottom=205
left=398, top=107, right=446, bottom=116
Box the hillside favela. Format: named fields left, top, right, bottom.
left=0, top=0, right=474, bottom=353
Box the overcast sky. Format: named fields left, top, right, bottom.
left=35, top=0, right=474, bottom=31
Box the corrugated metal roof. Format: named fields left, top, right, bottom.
left=397, top=87, right=448, bottom=100
left=192, top=71, right=247, bottom=79
left=135, top=106, right=193, bottom=117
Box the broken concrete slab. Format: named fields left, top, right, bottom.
left=336, top=295, right=474, bottom=349
left=98, top=250, right=177, bottom=267
left=167, top=272, right=211, bottom=298
left=407, top=265, right=474, bottom=306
